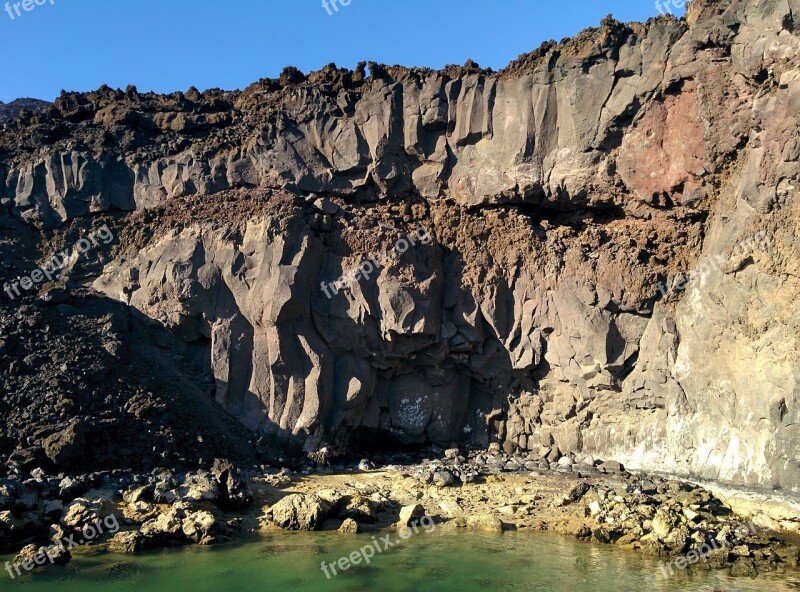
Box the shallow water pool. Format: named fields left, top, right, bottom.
left=3, top=530, right=798, bottom=591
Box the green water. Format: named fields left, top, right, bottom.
left=3, top=531, right=798, bottom=592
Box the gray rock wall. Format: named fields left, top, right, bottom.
left=2, top=0, right=799, bottom=490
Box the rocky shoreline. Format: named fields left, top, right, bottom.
left=3, top=448, right=799, bottom=580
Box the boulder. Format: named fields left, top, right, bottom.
left=140, top=507, right=185, bottom=544
left=177, top=472, right=219, bottom=503
left=61, top=498, right=101, bottom=530
left=42, top=421, right=86, bottom=466
left=267, top=494, right=331, bottom=531
left=153, top=481, right=177, bottom=504
left=398, top=504, right=425, bottom=526
left=123, top=485, right=153, bottom=504
left=210, top=459, right=250, bottom=507
left=12, top=542, right=70, bottom=572
left=341, top=495, right=377, bottom=524
left=567, top=482, right=590, bottom=502
left=316, top=489, right=345, bottom=506
left=466, top=515, right=503, bottom=533
left=338, top=518, right=359, bottom=533
left=598, top=461, right=625, bottom=474
left=123, top=501, right=158, bottom=522
left=181, top=510, right=218, bottom=544
left=651, top=510, right=677, bottom=539
left=107, top=531, right=146, bottom=554
left=432, top=470, right=455, bottom=487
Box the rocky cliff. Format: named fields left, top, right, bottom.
left=0, top=99, right=50, bottom=124
left=1, top=0, right=798, bottom=491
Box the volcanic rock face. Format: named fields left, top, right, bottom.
left=0, top=99, right=50, bottom=124
left=1, top=0, right=798, bottom=490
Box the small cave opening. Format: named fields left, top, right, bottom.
left=345, top=427, right=436, bottom=461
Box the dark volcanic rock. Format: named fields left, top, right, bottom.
left=42, top=421, right=86, bottom=466
left=0, top=0, right=797, bottom=494
left=0, top=98, right=50, bottom=124
left=210, top=459, right=250, bottom=508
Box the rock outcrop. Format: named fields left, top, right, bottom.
left=265, top=494, right=332, bottom=531
left=0, top=99, right=50, bottom=124
left=0, top=0, right=798, bottom=491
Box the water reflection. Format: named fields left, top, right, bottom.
left=2, top=530, right=798, bottom=592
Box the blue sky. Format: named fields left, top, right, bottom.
left=0, top=0, right=686, bottom=102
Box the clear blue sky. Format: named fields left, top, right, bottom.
left=0, top=0, right=686, bottom=102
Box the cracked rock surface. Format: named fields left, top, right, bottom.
left=0, top=0, right=799, bottom=491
